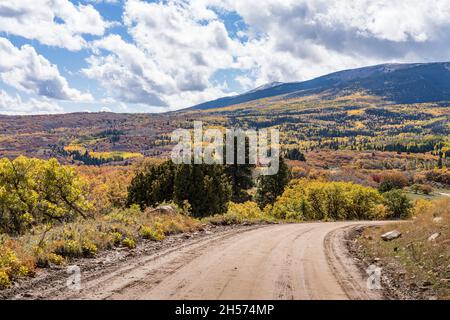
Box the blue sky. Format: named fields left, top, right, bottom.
left=1, top=0, right=450, bottom=114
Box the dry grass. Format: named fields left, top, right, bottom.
left=358, top=199, right=450, bottom=299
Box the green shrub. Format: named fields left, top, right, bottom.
left=377, top=171, right=410, bottom=192
left=383, top=190, right=413, bottom=219
left=378, top=180, right=399, bottom=193
left=410, top=184, right=433, bottom=195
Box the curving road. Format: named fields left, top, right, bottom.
left=45, top=222, right=389, bottom=300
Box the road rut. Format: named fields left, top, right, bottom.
left=42, top=221, right=389, bottom=300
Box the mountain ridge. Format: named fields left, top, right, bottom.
left=189, top=62, right=450, bottom=110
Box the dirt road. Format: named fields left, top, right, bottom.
left=20, top=221, right=390, bottom=300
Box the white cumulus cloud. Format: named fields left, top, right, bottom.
left=0, top=0, right=111, bottom=51
left=214, top=0, right=450, bottom=83
left=0, top=37, right=92, bottom=101
left=84, top=0, right=450, bottom=110
left=4, top=0, right=450, bottom=114
left=83, top=0, right=241, bottom=109
left=0, top=90, right=63, bottom=115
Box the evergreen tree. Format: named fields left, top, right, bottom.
left=256, top=156, right=291, bottom=208
left=174, top=163, right=231, bottom=217
left=128, top=160, right=231, bottom=218
left=437, top=152, right=443, bottom=169
left=286, top=148, right=306, bottom=161
left=127, top=161, right=175, bottom=209
left=224, top=136, right=254, bottom=203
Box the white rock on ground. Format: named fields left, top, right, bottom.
left=148, top=205, right=177, bottom=215
left=381, top=230, right=402, bottom=241
left=433, top=217, right=443, bottom=223
left=427, top=232, right=440, bottom=242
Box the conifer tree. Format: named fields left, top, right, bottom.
left=224, top=136, right=254, bottom=203
left=256, top=156, right=291, bottom=208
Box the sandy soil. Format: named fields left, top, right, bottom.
left=3, top=222, right=392, bottom=300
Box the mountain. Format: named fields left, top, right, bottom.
left=244, top=81, right=284, bottom=94
left=189, top=62, right=450, bottom=110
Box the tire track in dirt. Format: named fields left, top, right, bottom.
left=324, top=223, right=385, bottom=300
left=9, top=221, right=394, bottom=300
left=60, top=225, right=264, bottom=300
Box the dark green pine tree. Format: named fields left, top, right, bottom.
left=128, top=160, right=232, bottom=218
left=255, top=156, right=291, bottom=209
left=127, top=160, right=175, bottom=209
left=201, top=164, right=232, bottom=216
left=173, top=163, right=231, bottom=217
left=224, top=136, right=254, bottom=203
left=286, top=148, right=306, bottom=161
left=127, top=171, right=147, bottom=208
left=437, top=152, right=443, bottom=169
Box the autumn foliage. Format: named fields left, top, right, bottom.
left=269, top=179, right=384, bottom=221
left=0, top=157, right=92, bottom=235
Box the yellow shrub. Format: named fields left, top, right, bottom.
left=81, top=241, right=98, bottom=256
left=0, top=247, right=20, bottom=272
left=162, top=220, right=184, bottom=235
left=373, top=204, right=388, bottom=219
left=17, top=265, right=29, bottom=277
left=33, top=245, right=64, bottom=267
left=47, top=253, right=64, bottom=266
left=227, top=202, right=265, bottom=220
left=54, top=240, right=82, bottom=257
left=0, top=270, right=11, bottom=289
left=428, top=198, right=450, bottom=217
left=108, top=231, right=123, bottom=245
left=122, top=237, right=136, bottom=249
left=413, top=199, right=433, bottom=217
left=140, top=226, right=165, bottom=241
left=0, top=243, right=33, bottom=284
left=270, top=179, right=383, bottom=221
left=0, top=205, right=201, bottom=289
left=205, top=201, right=271, bottom=225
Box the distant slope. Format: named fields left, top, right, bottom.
left=189, top=62, right=450, bottom=110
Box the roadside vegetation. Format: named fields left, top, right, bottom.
left=0, top=157, right=200, bottom=289
left=0, top=154, right=448, bottom=290
left=356, top=199, right=450, bottom=299
left=0, top=204, right=200, bottom=289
